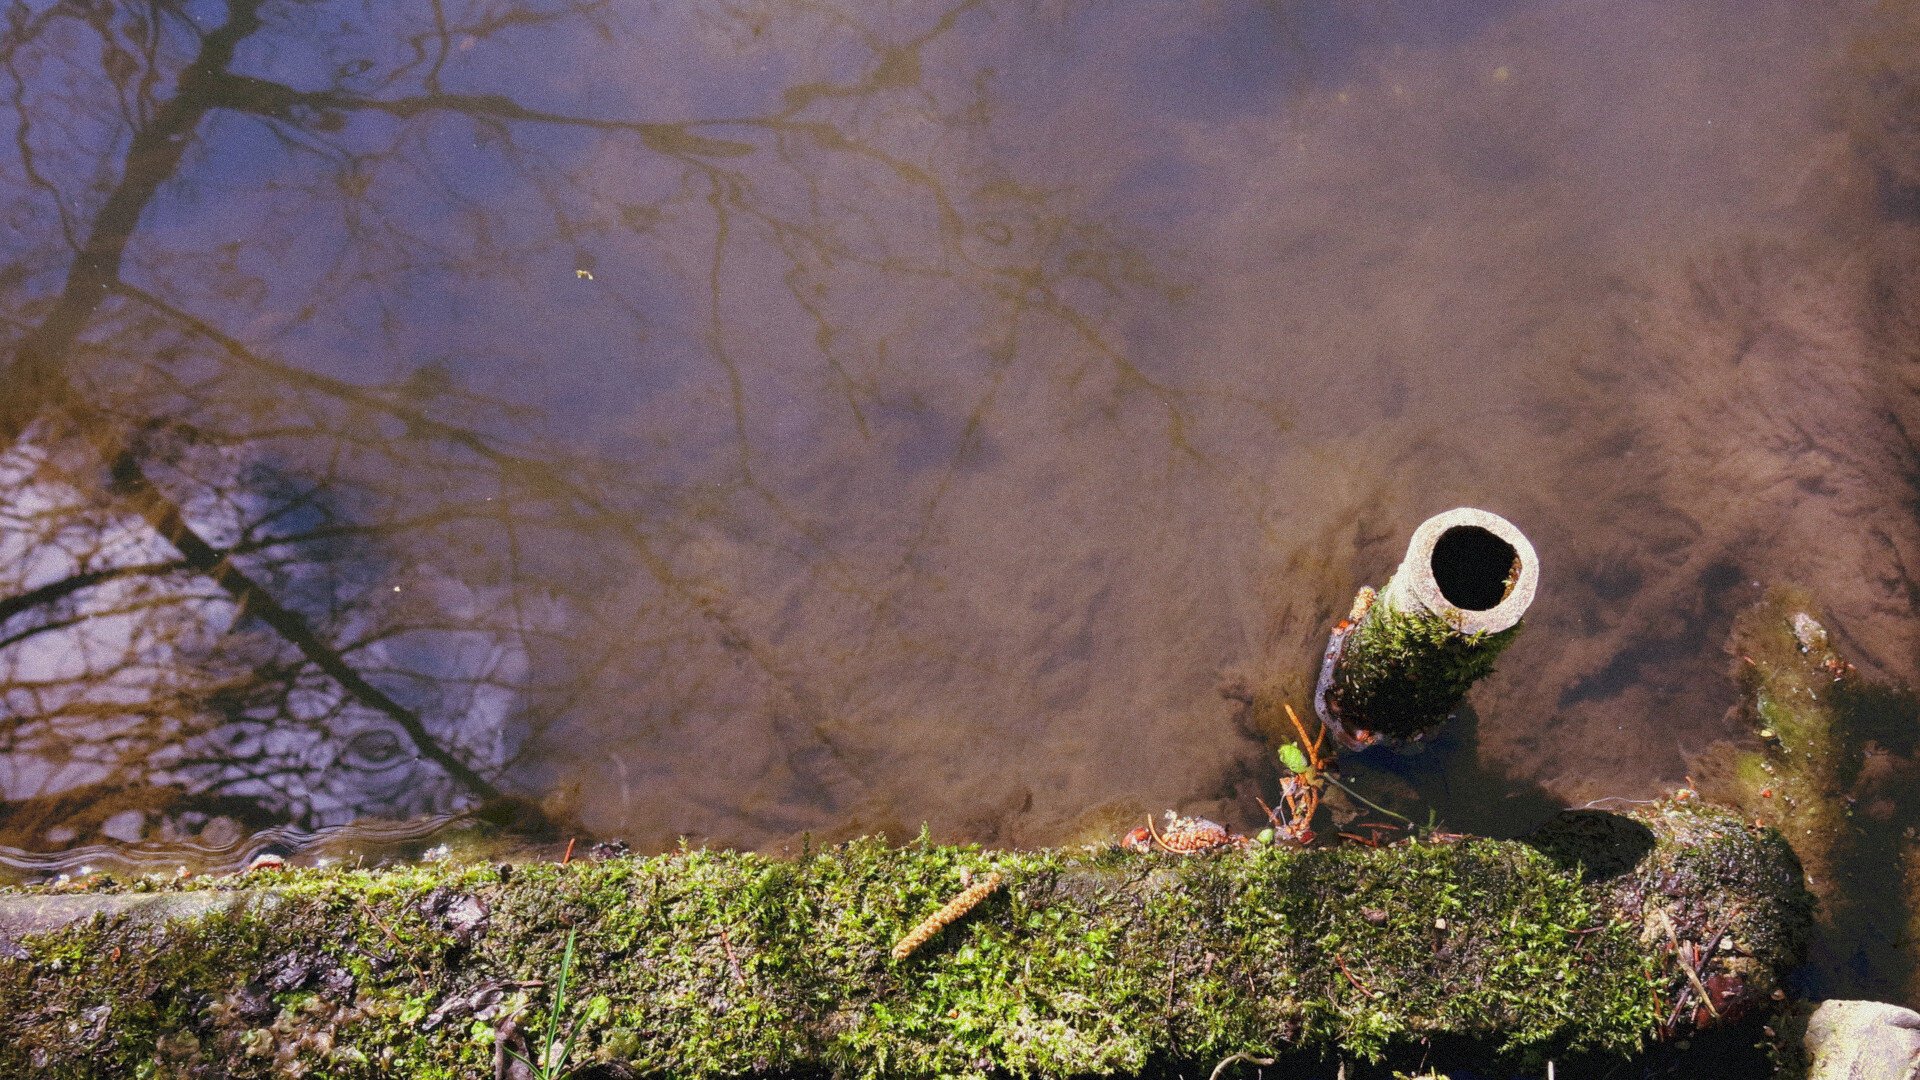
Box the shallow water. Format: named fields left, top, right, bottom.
left=4, top=0, right=1920, bottom=1003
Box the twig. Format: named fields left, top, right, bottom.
left=1334, top=952, right=1378, bottom=998
left=1665, top=989, right=1691, bottom=1035
left=1282, top=702, right=1326, bottom=759
left=366, top=909, right=407, bottom=951
left=1656, top=910, right=1718, bottom=1020
left=719, top=927, right=745, bottom=985
left=1208, top=1051, right=1276, bottom=1080
left=561, top=838, right=576, bottom=866
left=1145, top=814, right=1172, bottom=851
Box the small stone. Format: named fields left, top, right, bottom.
left=1805, top=1000, right=1920, bottom=1080
left=1361, top=908, right=1389, bottom=926
left=1434, top=917, right=1448, bottom=931
left=198, top=816, right=242, bottom=848
left=100, top=810, right=146, bottom=843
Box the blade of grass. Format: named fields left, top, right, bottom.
left=508, top=928, right=579, bottom=1079
left=543, top=929, right=577, bottom=1075
left=1322, top=774, right=1417, bottom=827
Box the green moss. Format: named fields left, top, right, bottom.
left=1704, top=588, right=1850, bottom=897
left=0, top=807, right=1805, bottom=1079
left=1697, top=587, right=1920, bottom=1007
left=1332, top=604, right=1520, bottom=739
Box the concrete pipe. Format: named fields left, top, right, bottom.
left=1314, top=507, right=1539, bottom=750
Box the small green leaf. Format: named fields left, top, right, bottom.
left=1278, top=743, right=1310, bottom=774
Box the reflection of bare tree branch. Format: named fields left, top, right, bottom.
left=0, top=561, right=177, bottom=629
left=115, top=280, right=836, bottom=775
left=92, top=435, right=502, bottom=799
left=0, top=1, right=267, bottom=445
left=0, top=3, right=524, bottom=806
left=1, top=0, right=1199, bottom=846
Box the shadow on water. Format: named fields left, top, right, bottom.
left=1333, top=705, right=1568, bottom=841
left=1803, top=679, right=1920, bottom=1002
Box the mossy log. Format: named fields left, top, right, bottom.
left=0, top=802, right=1806, bottom=1079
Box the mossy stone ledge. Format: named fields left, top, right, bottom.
left=0, top=802, right=1807, bottom=1079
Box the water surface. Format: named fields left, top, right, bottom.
left=4, top=0, right=1920, bottom=1000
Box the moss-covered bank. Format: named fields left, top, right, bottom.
left=0, top=802, right=1806, bottom=1079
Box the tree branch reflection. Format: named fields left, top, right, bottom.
left=1, top=0, right=1189, bottom=849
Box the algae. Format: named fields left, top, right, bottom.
left=1707, top=587, right=1853, bottom=896
left=1697, top=586, right=1920, bottom=1005
left=0, top=803, right=1807, bottom=1079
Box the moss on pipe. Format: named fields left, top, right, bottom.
left=0, top=801, right=1807, bottom=1079
left=1329, top=604, right=1520, bottom=742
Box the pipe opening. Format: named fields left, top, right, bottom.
left=1430, top=525, right=1520, bottom=611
